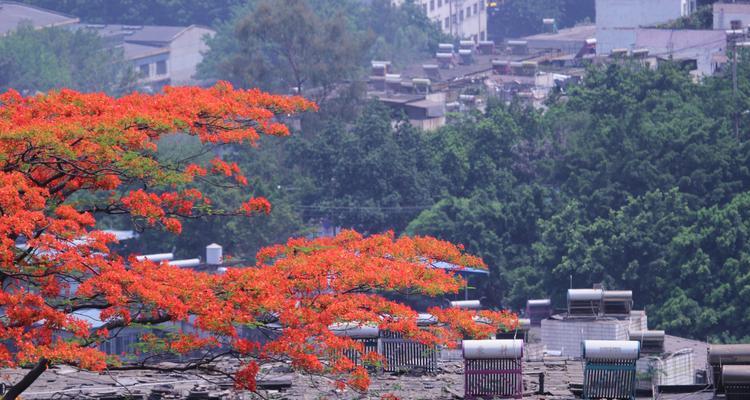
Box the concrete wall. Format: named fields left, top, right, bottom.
left=713, top=3, right=750, bottom=30
left=168, top=26, right=214, bottom=84
left=636, top=350, right=695, bottom=386
left=541, top=318, right=631, bottom=358
left=597, top=28, right=637, bottom=54
left=596, top=0, right=690, bottom=29
left=596, top=0, right=695, bottom=54
left=634, top=29, right=726, bottom=77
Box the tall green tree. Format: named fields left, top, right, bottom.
left=0, top=24, right=134, bottom=95
left=17, top=0, right=245, bottom=26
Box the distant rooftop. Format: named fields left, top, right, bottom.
left=74, top=24, right=209, bottom=46
left=523, top=24, right=597, bottom=43
left=0, top=1, right=79, bottom=36
left=122, top=42, right=169, bottom=60
left=634, top=29, right=726, bottom=58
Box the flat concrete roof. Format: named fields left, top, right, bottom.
left=523, top=24, right=597, bottom=42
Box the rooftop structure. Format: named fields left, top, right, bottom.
left=463, top=339, right=524, bottom=399
left=714, top=2, right=750, bottom=30
left=596, top=0, right=697, bottom=55
left=582, top=340, right=640, bottom=400
left=523, top=24, right=597, bottom=55
left=75, top=23, right=215, bottom=89
left=0, top=1, right=79, bottom=36
left=633, top=29, right=727, bottom=77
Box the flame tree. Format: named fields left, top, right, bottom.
left=0, top=83, right=515, bottom=398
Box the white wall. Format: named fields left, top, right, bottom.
left=168, top=26, right=215, bottom=84
left=713, top=3, right=750, bottom=30
left=596, top=0, right=694, bottom=54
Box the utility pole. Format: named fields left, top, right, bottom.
left=727, top=29, right=746, bottom=140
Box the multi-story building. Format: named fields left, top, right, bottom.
left=394, top=0, right=488, bottom=41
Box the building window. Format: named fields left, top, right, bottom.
left=139, top=64, right=150, bottom=78
left=474, top=3, right=478, bottom=14
left=438, top=0, right=442, bottom=7
left=422, top=4, right=427, bottom=13
left=460, top=9, right=464, bottom=21
left=481, top=30, right=485, bottom=40
left=156, top=60, right=167, bottom=75
left=467, top=6, right=471, bottom=17
left=481, top=0, right=485, bottom=9
left=430, top=0, right=435, bottom=11
left=445, top=17, right=450, bottom=29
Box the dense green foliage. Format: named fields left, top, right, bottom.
left=656, top=4, right=713, bottom=29
left=488, top=0, right=595, bottom=39
left=17, top=0, right=244, bottom=26
left=405, top=62, right=750, bottom=341
left=197, top=0, right=448, bottom=96
left=0, top=24, right=134, bottom=95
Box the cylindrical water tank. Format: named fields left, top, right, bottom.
left=722, top=365, right=750, bottom=384
left=463, top=339, right=523, bottom=359
left=527, top=299, right=551, bottom=306
left=628, top=330, right=665, bottom=340
left=168, top=258, right=201, bottom=268
left=206, top=243, right=223, bottom=265
left=135, top=253, right=174, bottom=262
left=329, top=323, right=379, bottom=339
left=417, top=313, right=438, bottom=326
left=582, top=340, right=640, bottom=361
left=568, top=289, right=603, bottom=301
left=450, top=300, right=481, bottom=309
left=709, top=344, right=750, bottom=365
left=439, top=43, right=454, bottom=51
left=603, top=290, right=633, bottom=300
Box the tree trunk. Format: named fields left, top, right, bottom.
left=4, top=357, right=49, bottom=400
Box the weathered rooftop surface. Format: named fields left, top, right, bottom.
left=0, top=328, right=715, bottom=399
left=0, top=1, right=79, bottom=35
left=522, top=24, right=597, bottom=43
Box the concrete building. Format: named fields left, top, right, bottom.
left=713, top=2, right=750, bottom=30
left=0, top=1, right=79, bottom=36
left=596, top=0, right=698, bottom=54
left=77, top=24, right=215, bottom=89
left=394, top=0, right=488, bottom=40
left=634, top=28, right=727, bottom=76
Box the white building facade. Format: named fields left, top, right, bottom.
left=596, top=0, right=697, bottom=54
left=395, top=0, right=488, bottom=41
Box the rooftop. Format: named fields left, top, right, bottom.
left=713, top=2, right=750, bottom=13
left=122, top=42, right=169, bottom=60
left=634, top=29, right=727, bottom=58
left=523, top=24, right=597, bottom=43
left=0, top=1, right=79, bottom=36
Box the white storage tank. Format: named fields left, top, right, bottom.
left=206, top=243, right=223, bottom=265
left=583, top=340, right=640, bottom=361
left=329, top=323, right=379, bottom=339
left=169, top=258, right=201, bottom=268
left=135, top=253, right=174, bottom=262
left=463, top=339, right=523, bottom=359
left=450, top=300, right=482, bottom=309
